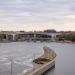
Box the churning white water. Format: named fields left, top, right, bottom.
left=0, top=42, right=75, bottom=75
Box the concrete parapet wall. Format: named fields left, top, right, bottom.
left=22, top=46, right=56, bottom=75
left=22, top=59, right=55, bottom=75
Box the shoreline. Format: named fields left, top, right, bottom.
left=0, top=40, right=75, bottom=44
left=56, top=41, right=75, bottom=44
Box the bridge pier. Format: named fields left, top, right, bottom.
left=6, top=34, right=9, bottom=40
left=12, top=34, right=15, bottom=41
left=33, top=34, right=36, bottom=41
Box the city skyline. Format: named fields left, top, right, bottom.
left=0, top=0, right=75, bottom=31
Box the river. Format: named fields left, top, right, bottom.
left=0, top=42, right=75, bottom=75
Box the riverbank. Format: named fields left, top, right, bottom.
left=56, top=40, right=75, bottom=44
left=0, top=40, right=75, bottom=44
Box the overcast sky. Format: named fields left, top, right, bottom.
left=0, top=0, right=75, bottom=31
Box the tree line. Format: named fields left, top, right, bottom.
left=57, top=32, right=75, bottom=42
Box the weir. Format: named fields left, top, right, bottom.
left=22, top=46, right=56, bottom=75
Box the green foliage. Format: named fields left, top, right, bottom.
left=61, top=32, right=75, bottom=42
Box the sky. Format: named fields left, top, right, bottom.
left=0, top=0, right=75, bottom=31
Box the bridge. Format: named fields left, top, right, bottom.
left=0, top=31, right=61, bottom=42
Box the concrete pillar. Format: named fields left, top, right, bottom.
left=34, top=34, right=36, bottom=41
left=51, top=35, right=55, bottom=41
left=54, top=35, right=56, bottom=39
left=12, top=34, right=15, bottom=41
left=34, top=34, right=36, bottom=39
left=6, top=34, right=8, bottom=40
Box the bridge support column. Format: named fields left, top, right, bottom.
left=6, top=34, right=9, bottom=40
left=12, top=34, right=15, bottom=41
left=51, top=35, right=55, bottom=41
left=34, top=34, right=36, bottom=41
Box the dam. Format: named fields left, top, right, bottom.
left=22, top=46, right=56, bottom=75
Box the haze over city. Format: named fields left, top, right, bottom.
left=0, top=0, right=75, bottom=31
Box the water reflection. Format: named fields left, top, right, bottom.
left=42, top=69, right=55, bottom=75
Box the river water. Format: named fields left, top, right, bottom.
left=0, top=42, right=75, bottom=75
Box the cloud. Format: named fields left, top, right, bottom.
left=64, top=24, right=75, bottom=31
left=15, top=0, right=33, bottom=3
left=63, top=15, right=75, bottom=19
left=0, top=0, right=75, bottom=31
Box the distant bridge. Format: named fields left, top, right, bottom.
left=0, top=31, right=61, bottom=42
